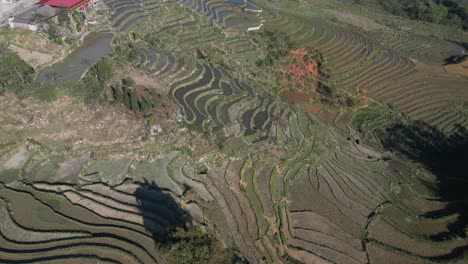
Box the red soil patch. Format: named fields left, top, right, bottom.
left=304, top=103, right=326, bottom=114
left=281, top=91, right=313, bottom=104
left=279, top=47, right=326, bottom=95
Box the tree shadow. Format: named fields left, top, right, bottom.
left=135, top=179, right=246, bottom=263
left=378, top=121, right=468, bottom=258
left=135, top=179, right=192, bottom=243
left=444, top=54, right=468, bottom=65
left=444, top=41, right=467, bottom=65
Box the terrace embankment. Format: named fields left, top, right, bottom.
left=1, top=0, right=468, bottom=263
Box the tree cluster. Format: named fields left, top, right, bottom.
left=111, top=77, right=155, bottom=113
left=0, top=48, right=35, bottom=95
left=253, top=30, right=294, bottom=67
left=355, top=0, right=468, bottom=29
left=72, top=10, right=86, bottom=32
left=160, top=226, right=248, bottom=264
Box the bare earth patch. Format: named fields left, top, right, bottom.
left=444, top=60, right=468, bottom=77
left=281, top=91, right=313, bottom=104
left=8, top=44, right=54, bottom=70
left=0, top=94, right=146, bottom=153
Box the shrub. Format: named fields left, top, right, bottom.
left=32, top=82, right=58, bottom=102
left=426, top=4, right=448, bottom=23
left=0, top=49, right=35, bottom=94
left=316, top=83, right=333, bottom=98
left=122, top=77, right=135, bottom=87
left=57, top=9, right=70, bottom=26
left=93, top=58, right=114, bottom=85
left=179, top=146, right=191, bottom=155
left=128, top=89, right=140, bottom=111
left=54, top=37, right=63, bottom=45
left=360, top=0, right=468, bottom=29
left=254, top=30, right=294, bottom=66
left=161, top=226, right=233, bottom=264
left=45, top=22, right=60, bottom=42
left=64, top=37, right=73, bottom=45
left=72, top=10, right=86, bottom=32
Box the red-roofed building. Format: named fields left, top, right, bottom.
left=36, top=0, right=91, bottom=10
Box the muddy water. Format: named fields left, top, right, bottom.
left=36, top=32, right=113, bottom=83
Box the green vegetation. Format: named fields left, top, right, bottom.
left=350, top=101, right=390, bottom=130
left=1, top=1, right=467, bottom=263
left=161, top=226, right=243, bottom=264
left=0, top=48, right=113, bottom=103
left=178, top=146, right=191, bottom=155
left=254, top=30, right=294, bottom=67
left=355, top=0, right=468, bottom=29
left=72, top=10, right=86, bottom=32
left=73, top=58, right=114, bottom=103
left=64, top=37, right=73, bottom=45
left=111, top=77, right=155, bottom=113
left=57, top=9, right=71, bottom=27
left=45, top=23, right=62, bottom=45
left=0, top=48, right=35, bottom=93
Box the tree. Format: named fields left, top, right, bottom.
left=129, top=90, right=140, bottom=112
left=72, top=10, right=86, bottom=32
left=0, top=50, right=35, bottom=89
left=94, top=59, right=114, bottom=85
left=45, top=22, right=61, bottom=44
left=29, top=12, right=45, bottom=24
left=111, top=85, right=124, bottom=102
left=57, top=9, right=70, bottom=26
left=426, top=4, right=448, bottom=23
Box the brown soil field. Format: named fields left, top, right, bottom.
left=367, top=242, right=426, bottom=264
left=281, top=91, right=313, bottom=104
left=368, top=216, right=467, bottom=257
left=402, top=194, right=448, bottom=214
left=318, top=110, right=339, bottom=127
left=381, top=204, right=456, bottom=236
left=8, top=44, right=54, bottom=70
left=304, top=103, right=326, bottom=113
left=444, top=60, right=468, bottom=77
left=281, top=206, right=332, bottom=264
left=413, top=61, right=446, bottom=75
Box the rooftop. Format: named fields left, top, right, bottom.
left=36, top=0, right=87, bottom=8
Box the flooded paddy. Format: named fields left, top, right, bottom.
left=36, top=32, right=114, bottom=83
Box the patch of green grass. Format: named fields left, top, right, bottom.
left=179, top=146, right=191, bottom=155
left=0, top=169, right=19, bottom=184
left=351, top=109, right=381, bottom=130
left=350, top=101, right=389, bottom=130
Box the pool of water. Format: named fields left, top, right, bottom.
left=36, top=32, right=114, bottom=83
left=228, top=0, right=259, bottom=10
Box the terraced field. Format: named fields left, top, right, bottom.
left=254, top=2, right=468, bottom=135
left=1, top=0, right=467, bottom=263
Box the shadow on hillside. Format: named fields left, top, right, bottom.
left=135, top=180, right=247, bottom=263
left=445, top=41, right=467, bottom=65
left=135, top=179, right=192, bottom=243
left=379, top=121, right=468, bottom=258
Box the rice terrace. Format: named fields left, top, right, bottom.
left=0, top=0, right=467, bottom=263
